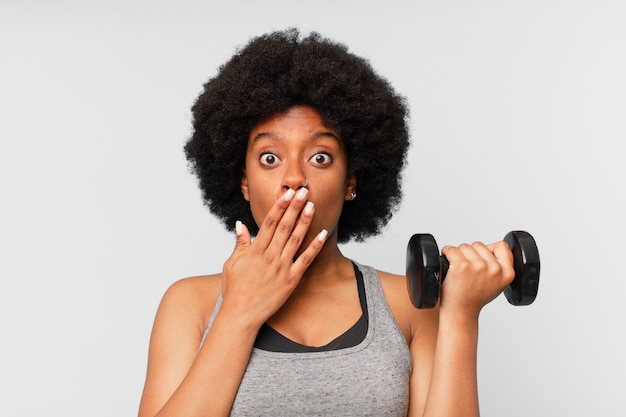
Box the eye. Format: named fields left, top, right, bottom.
left=309, top=152, right=332, bottom=166
left=259, top=152, right=281, bottom=167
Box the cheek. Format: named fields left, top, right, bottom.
left=246, top=183, right=275, bottom=228
left=248, top=200, right=266, bottom=228
left=312, top=184, right=348, bottom=220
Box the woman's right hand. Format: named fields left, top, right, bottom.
left=220, top=187, right=328, bottom=329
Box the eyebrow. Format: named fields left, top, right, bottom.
left=251, top=131, right=341, bottom=143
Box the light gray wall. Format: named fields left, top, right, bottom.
left=1, top=1, right=624, bottom=415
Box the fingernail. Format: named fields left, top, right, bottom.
left=235, top=220, right=243, bottom=236
left=296, top=187, right=308, bottom=201
left=317, top=229, right=328, bottom=242
left=284, top=189, right=295, bottom=201
left=304, top=201, right=314, bottom=215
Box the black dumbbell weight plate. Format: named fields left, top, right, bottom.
left=406, top=234, right=442, bottom=309
left=503, top=231, right=540, bottom=306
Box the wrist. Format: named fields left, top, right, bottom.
left=217, top=300, right=265, bottom=337
left=438, top=307, right=480, bottom=337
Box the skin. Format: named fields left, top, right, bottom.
left=137, top=106, right=516, bottom=417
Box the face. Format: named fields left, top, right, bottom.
left=240, top=105, right=356, bottom=243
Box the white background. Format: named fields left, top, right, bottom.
left=1, top=0, right=624, bottom=415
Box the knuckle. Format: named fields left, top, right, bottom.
left=503, top=265, right=516, bottom=283
left=496, top=241, right=510, bottom=251
left=296, top=216, right=310, bottom=227
left=488, top=262, right=502, bottom=277
left=474, top=260, right=488, bottom=275
left=263, top=253, right=276, bottom=264
left=287, top=234, right=301, bottom=248
left=288, top=198, right=303, bottom=210
left=263, top=216, right=277, bottom=230
left=278, top=222, right=292, bottom=234
left=298, top=253, right=313, bottom=266
left=456, top=258, right=471, bottom=273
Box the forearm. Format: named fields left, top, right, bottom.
left=423, top=310, right=480, bottom=417
left=152, top=311, right=258, bottom=417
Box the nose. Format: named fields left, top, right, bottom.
left=282, top=161, right=308, bottom=191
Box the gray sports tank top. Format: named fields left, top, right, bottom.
left=201, top=262, right=412, bottom=416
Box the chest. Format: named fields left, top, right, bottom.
left=266, top=285, right=363, bottom=348
left=230, top=339, right=410, bottom=417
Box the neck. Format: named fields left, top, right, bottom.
left=296, top=235, right=352, bottom=290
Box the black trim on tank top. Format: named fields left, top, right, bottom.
left=254, top=262, right=368, bottom=353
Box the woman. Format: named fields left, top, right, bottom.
left=138, top=29, right=514, bottom=417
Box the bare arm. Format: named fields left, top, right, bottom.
left=137, top=277, right=258, bottom=417
left=408, top=241, right=515, bottom=417
left=138, top=188, right=326, bottom=417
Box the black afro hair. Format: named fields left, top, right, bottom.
left=184, top=28, right=410, bottom=243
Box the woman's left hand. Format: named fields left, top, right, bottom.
left=439, top=241, right=516, bottom=317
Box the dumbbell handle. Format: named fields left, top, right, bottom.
left=439, top=255, right=451, bottom=281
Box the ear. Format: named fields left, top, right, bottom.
left=344, top=172, right=357, bottom=201
left=241, top=168, right=250, bottom=201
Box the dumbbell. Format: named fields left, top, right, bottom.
left=406, top=231, right=540, bottom=309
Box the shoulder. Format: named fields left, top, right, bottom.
left=139, top=274, right=223, bottom=417
left=156, top=273, right=223, bottom=337
left=375, top=269, right=439, bottom=345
